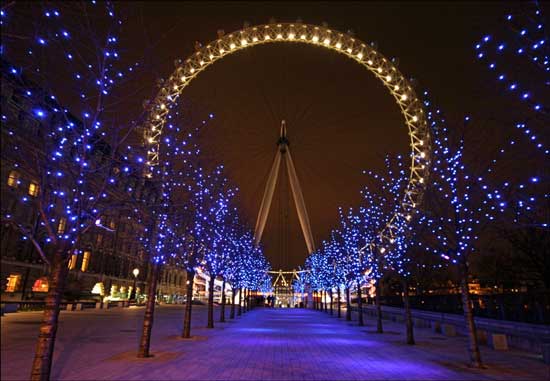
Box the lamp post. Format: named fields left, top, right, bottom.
left=130, top=268, right=139, bottom=302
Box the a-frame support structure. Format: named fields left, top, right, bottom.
left=253, top=121, right=315, bottom=254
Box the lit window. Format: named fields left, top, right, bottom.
left=57, top=218, right=67, bottom=234
left=5, top=274, right=21, bottom=292
left=109, top=220, right=116, bottom=230
left=32, top=277, right=49, bottom=292
left=81, top=251, right=91, bottom=272
left=110, top=284, right=118, bottom=298
left=28, top=181, right=40, bottom=197
left=91, top=282, right=105, bottom=296
left=96, top=234, right=103, bottom=245
left=7, top=171, right=20, bottom=188
left=68, top=254, right=77, bottom=270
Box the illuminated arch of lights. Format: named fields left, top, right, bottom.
left=143, top=22, right=431, bottom=242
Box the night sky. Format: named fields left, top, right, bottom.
left=114, top=1, right=524, bottom=270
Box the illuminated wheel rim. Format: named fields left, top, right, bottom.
left=143, top=22, right=431, bottom=241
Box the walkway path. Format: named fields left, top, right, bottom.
left=1, top=306, right=547, bottom=380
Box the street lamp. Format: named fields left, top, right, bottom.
left=130, top=268, right=139, bottom=302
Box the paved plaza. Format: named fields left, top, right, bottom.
left=1, top=305, right=548, bottom=380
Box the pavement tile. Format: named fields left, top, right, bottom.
left=2, top=306, right=548, bottom=380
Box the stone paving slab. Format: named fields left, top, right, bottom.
left=1, top=305, right=548, bottom=380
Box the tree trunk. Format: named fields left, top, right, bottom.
left=314, top=291, right=318, bottom=310
left=207, top=276, right=215, bottom=328
left=375, top=279, right=383, bottom=333
left=324, top=290, right=328, bottom=312
left=357, top=283, right=364, bottom=326
left=317, top=291, right=320, bottom=310
left=30, top=248, right=69, bottom=381
left=345, top=287, right=352, bottom=321
left=316, top=291, right=320, bottom=310
left=460, top=262, right=483, bottom=367
left=230, top=289, right=236, bottom=319
left=20, top=266, right=31, bottom=301
left=337, top=287, right=342, bottom=318
left=238, top=288, right=242, bottom=316
left=220, top=278, right=226, bottom=323
left=329, top=289, right=334, bottom=315
left=402, top=278, right=415, bottom=345
left=182, top=269, right=194, bottom=338
left=137, top=262, right=160, bottom=358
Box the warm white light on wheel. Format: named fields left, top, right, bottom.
left=143, top=22, right=430, bottom=234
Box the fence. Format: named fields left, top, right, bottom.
left=370, top=292, right=550, bottom=325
